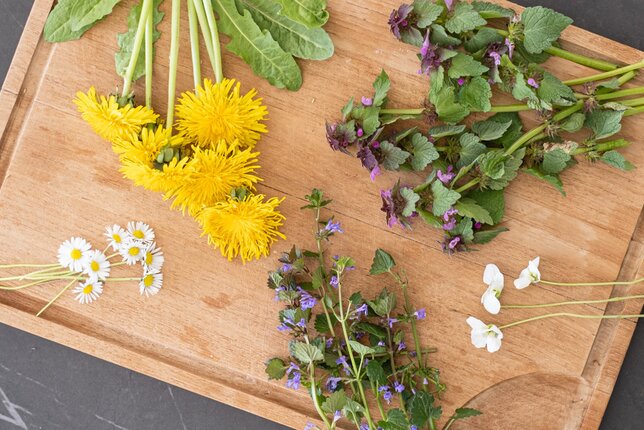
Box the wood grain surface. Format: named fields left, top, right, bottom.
left=0, top=1, right=642, bottom=428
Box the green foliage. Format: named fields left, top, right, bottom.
left=542, top=148, right=572, bottom=174
left=373, top=70, right=392, bottom=107
left=560, top=113, right=585, bottom=132
left=410, top=391, right=442, bottom=427
left=264, top=357, right=286, bottom=380
left=471, top=1, right=515, bottom=19
left=370, top=249, right=395, bottom=275
left=601, top=150, right=634, bottom=171
left=537, top=72, right=576, bottom=108
left=585, top=109, right=625, bottom=140
left=431, top=181, right=461, bottom=216
left=400, top=188, right=421, bottom=217
left=472, top=119, right=513, bottom=141
left=428, top=124, right=466, bottom=138
left=292, top=341, right=324, bottom=364
left=473, top=226, right=509, bottom=244
left=365, top=360, right=387, bottom=386
left=274, top=0, right=328, bottom=28
left=409, top=133, right=439, bottom=171
left=457, top=133, right=486, bottom=168
left=448, top=53, right=489, bottom=78
left=413, top=1, right=444, bottom=28
left=378, top=409, right=409, bottom=430
left=430, top=24, right=462, bottom=46
left=445, top=3, right=486, bottom=34
left=380, top=141, right=411, bottom=170
left=460, top=76, right=492, bottom=112
left=45, top=0, right=121, bottom=42
left=455, top=198, right=493, bottom=225
left=432, top=86, right=470, bottom=124
left=524, top=167, right=566, bottom=195
left=521, top=6, right=573, bottom=54
left=322, top=390, right=348, bottom=414
left=302, top=188, right=332, bottom=209
left=464, top=27, right=503, bottom=53
left=468, top=189, right=505, bottom=224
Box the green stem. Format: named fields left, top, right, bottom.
left=122, top=0, right=153, bottom=97
left=166, top=0, right=181, bottom=129
left=36, top=278, right=79, bottom=317
left=563, top=60, right=644, bottom=86
left=455, top=178, right=480, bottom=194
left=597, top=71, right=638, bottom=94
left=617, top=97, right=644, bottom=107
left=572, top=139, right=630, bottom=155
left=384, top=316, right=408, bottom=419
left=389, top=271, right=425, bottom=370
left=313, top=206, right=337, bottom=338
left=0, top=266, right=62, bottom=281
left=624, top=105, right=644, bottom=117
left=489, top=104, right=531, bottom=112
left=187, top=0, right=202, bottom=89
left=499, top=312, right=644, bottom=330
left=309, top=366, right=332, bottom=429
left=380, top=108, right=423, bottom=116
left=539, top=277, right=643, bottom=287
left=190, top=0, right=217, bottom=74
left=202, top=0, right=224, bottom=82
left=503, top=294, right=644, bottom=310
left=0, top=263, right=58, bottom=269
left=544, top=46, right=618, bottom=72
left=595, top=86, right=644, bottom=101
left=144, top=0, right=153, bottom=108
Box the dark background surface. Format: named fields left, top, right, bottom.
left=0, top=1, right=642, bottom=429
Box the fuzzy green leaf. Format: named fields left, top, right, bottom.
left=542, top=148, right=571, bottom=174
left=585, top=109, right=624, bottom=140
left=417, top=207, right=443, bottom=228
left=370, top=249, right=395, bottom=275
left=432, top=86, right=470, bottom=124
left=464, top=27, right=503, bottom=53
left=45, top=0, right=120, bottom=42
left=410, top=391, right=442, bottom=427
left=524, top=167, right=566, bottom=195
left=265, top=358, right=287, bottom=380
left=457, top=133, right=485, bottom=168
left=373, top=69, right=391, bottom=107
left=430, top=24, right=462, bottom=46
left=448, top=53, right=489, bottom=78
left=380, top=141, right=410, bottom=170
left=428, top=124, right=466, bottom=138
left=521, top=6, right=573, bottom=54
left=487, top=112, right=524, bottom=148
left=241, top=0, right=333, bottom=60
left=471, top=1, right=515, bottom=18
left=214, top=0, right=302, bottom=90
left=115, top=0, right=164, bottom=80
left=473, top=227, right=509, bottom=244
left=469, top=189, right=505, bottom=224
left=349, top=340, right=376, bottom=356
left=400, top=188, right=421, bottom=217
left=560, top=112, right=585, bottom=132
left=445, top=3, right=486, bottom=34
left=292, top=342, right=323, bottom=364
left=452, top=408, right=482, bottom=420
left=378, top=409, right=409, bottom=430
left=537, top=72, right=576, bottom=108
left=413, top=1, right=444, bottom=28
left=410, top=133, right=439, bottom=171
left=366, top=360, right=387, bottom=386
left=481, top=148, right=525, bottom=190
left=601, top=150, right=634, bottom=171
left=455, top=198, right=493, bottom=225
left=274, top=0, right=328, bottom=28
left=431, top=181, right=461, bottom=216
left=472, top=119, right=512, bottom=141
left=322, top=390, right=348, bottom=414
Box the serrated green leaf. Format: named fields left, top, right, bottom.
left=241, top=0, right=333, bottom=60
left=355, top=322, right=387, bottom=339
left=452, top=407, right=482, bottom=420
left=431, top=86, right=470, bottom=124
left=349, top=340, right=376, bottom=356
left=486, top=148, right=525, bottom=190
left=487, top=112, right=524, bottom=148
left=413, top=0, right=444, bottom=28
left=468, top=189, right=505, bottom=224
left=445, top=3, right=486, bottom=34
left=370, top=249, right=395, bottom=275
left=448, top=53, right=489, bottom=78
left=314, top=312, right=338, bottom=334
left=453, top=217, right=474, bottom=242
left=417, top=207, right=443, bottom=228
left=373, top=69, right=391, bottom=107
left=380, top=141, right=410, bottom=170
left=430, top=24, right=462, bottom=46
left=410, top=391, right=442, bottom=427
left=472, top=119, right=512, bottom=141
left=274, top=0, right=328, bottom=28
left=464, top=27, right=504, bottom=53
left=524, top=167, right=566, bottom=195
left=542, top=148, right=571, bottom=174
left=400, top=188, right=420, bottom=217
left=365, top=360, right=387, bottom=386
left=45, top=0, right=120, bottom=43
left=322, top=389, right=348, bottom=414
left=560, top=112, right=585, bottom=132
left=471, top=1, right=515, bottom=18
left=378, top=409, right=409, bottom=430
left=214, top=0, right=302, bottom=90
left=115, top=0, right=164, bottom=81
left=457, top=133, right=486, bottom=168
left=598, top=79, right=621, bottom=90
left=342, top=398, right=365, bottom=416
left=455, top=198, right=493, bottom=224
left=409, top=133, right=439, bottom=171
left=265, top=357, right=287, bottom=380
left=521, top=6, right=573, bottom=54
left=431, top=181, right=461, bottom=216
left=584, top=109, right=624, bottom=140
left=601, top=150, right=634, bottom=171
left=537, top=72, right=576, bottom=108
left=512, top=72, right=539, bottom=105
left=428, top=124, right=466, bottom=138
left=473, top=226, right=508, bottom=243
left=292, top=341, right=324, bottom=364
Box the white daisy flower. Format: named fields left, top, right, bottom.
left=83, top=250, right=111, bottom=282
left=142, top=243, right=164, bottom=272
left=57, top=237, right=91, bottom=272
left=139, top=270, right=163, bottom=297
left=119, top=239, right=145, bottom=265
left=73, top=280, right=103, bottom=304
left=127, top=221, right=155, bottom=243
left=105, top=224, right=128, bottom=251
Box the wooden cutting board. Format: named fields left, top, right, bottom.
left=0, top=1, right=642, bottom=428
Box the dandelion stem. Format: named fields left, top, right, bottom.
left=36, top=278, right=78, bottom=317
left=166, top=0, right=181, bottom=129
left=144, top=0, right=153, bottom=108
left=122, top=0, right=153, bottom=97
left=502, top=294, right=644, bottom=310
left=187, top=0, right=202, bottom=89
left=202, top=0, right=224, bottom=83
left=499, top=312, right=644, bottom=330
left=539, top=277, right=644, bottom=287
left=190, top=0, right=217, bottom=74
left=563, top=60, right=644, bottom=86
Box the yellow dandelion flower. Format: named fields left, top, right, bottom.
left=167, top=142, right=261, bottom=215
left=118, top=126, right=188, bottom=193
left=197, top=194, right=286, bottom=263
left=175, top=78, right=268, bottom=149
left=74, top=87, right=158, bottom=143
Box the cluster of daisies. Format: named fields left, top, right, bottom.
left=467, top=257, right=644, bottom=353
left=74, top=0, right=285, bottom=264
left=0, top=222, right=163, bottom=317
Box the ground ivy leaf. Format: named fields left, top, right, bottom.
left=45, top=0, right=119, bottom=42
left=413, top=1, right=444, bottom=28
left=452, top=408, right=482, bottom=420
left=115, top=0, right=164, bottom=81
left=430, top=24, right=462, bottom=46
left=447, top=53, right=489, bottom=78
left=521, top=6, right=573, bottom=54
left=370, top=249, right=395, bottom=275
left=380, top=141, right=410, bottom=170
left=464, top=27, right=503, bottom=53
left=241, top=0, right=333, bottom=60
left=432, top=86, right=470, bottom=124
left=542, top=148, right=571, bottom=174
left=537, top=71, right=576, bottom=107
left=431, top=181, right=461, bottom=216
left=365, top=360, right=387, bottom=386
left=274, top=0, right=328, bottom=28
left=410, top=391, right=442, bottom=427
left=378, top=409, right=409, bottom=430
left=473, top=227, right=509, bottom=244
left=373, top=69, right=391, bottom=107
left=265, top=357, right=286, bottom=380
left=349, top=340, right=376, bottom=356
left=585, top=109, right=624, bottom=140
left=410, top=133, right=439, bottom=171
left=468, top=189, right=505, bottom=224
left=601, top=150, right=634, bottom=171
left=457, top=133, right=485, bottom=168
left=214, top=0, right=302, bottom=90
left=455, top=198, right=493, bottom=224
left=445, top=3, right=486, bottom=34
left=292, top=341, right=323, bottom=364
left=342, top=398, right=365, bottom=416
left=322, top=390, right=348, bottom=414
left=471, top=1, right=515, bottom=19
left=472, top=119, right=512, bottom=141
left=524, top=167, right=566, bottom=195
left=560, top=112, right=585, bottom=132
left=400, top=188, right=420, bottom=217
left=428, top=124, right=466, bottom=138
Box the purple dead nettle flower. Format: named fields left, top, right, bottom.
left=394, top=381, right=405, bottom=393
left=357, top=128, right=364, bottom=137
left=442, top=207, right=458, bottom=231
left=378, top=385, right=394, bottom=404
left=326, top=121, right=356, bottom=152
left=326, top=376, right=342, bottom=392
left=504, top=38, right=515, bottom=59
left=388, top=4, right=414, bottom=40
left=357, top=144, right=380, bottom=181
left=437, top=165, right=455, bottom=184
left=457, top=78, right=466, bottom=86
left=361, top=96, right=373, bottom=106
left=414, top=308, right=426, bottom=320
left=419, top=32, right=442, bottom=75
left=298, top=287, right=317, bottom=310
left=380, top=188, right=408, bottom=228
left=484, top=42, right=509, bottom=83
left=441, top=235, right=465, bottom=254
left=286, top=362, right=301, bottom=390
left=324, top=219, right=344, bottom=234
left=527, top=77, right=540, bottom=89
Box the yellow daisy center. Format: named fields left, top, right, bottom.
left=83, top=285, right=94, bottom=294
left=70, top=249, right=82, bottom=260
left=90, top=261, right=100, bottom=272
left=145, top=252, right=153, bottom=265
left=112, top=233, right=122, bottom=243
left=143, top=274, right=154, bottom=287
left=129, top=247, right=140, bottom=256
left=133, top=230, right=145, bottom=239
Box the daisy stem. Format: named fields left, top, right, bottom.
left=202, top=0, right=223, bottom=83
left=499, top=312, right=644, bottom=330
left=108, top=278, right=141, bottom=281
left=121, top=0, right=153, bottom=98
left=166, top=0, right=181, bottom=129
left=563, top=60, right=644, bottom=86
left=144, top=0, right=153, bottom=108
left=502, top=294, right=644, bottom=310
left=187, top=0, right=202, bottom=89
left=0, top=263, right=59, bottom=269
left=0, top=277, right=69, bottom=291
left=190, top=0, right=217, bottom=75
left=539, top=277, right=644, bottom=287
left=0, top=266, right=62, bottom=281
left=36, top=278, right=77, bottom=317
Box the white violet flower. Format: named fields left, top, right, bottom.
left=467, top=316, right=503, bottom=353
left=73, top=280, right=103, bottom=304
left=142, top=242, right=164, bottom=272
left=83, top=250, right=111, bottom=282
left=105, top=224, right=127, bottom=251
left=57, top=237, right=91, bottom=272
left=119, top=239, right=146, bottom=265
left=514, top=256, right=541, bottom=289
left=481, top=264, right=504, bottom=314
left=139, top=270, right=163, bottom=297
left=127, top=221, right=155, bottom=243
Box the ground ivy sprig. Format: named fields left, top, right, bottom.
left=266, top=189, right=479, bottom=429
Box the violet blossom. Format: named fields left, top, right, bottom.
left=361, top=96, right=373, bottom=106
left=394, top=381, right=405, bottom=393
left=378, top=385, right=394, bottom=404
left=326, top=376, right=342, bottom=392
left=397, top=340, right=407, bottom=352
left=286, top=362, right=301, bottom=390
left=329, top=275, right=339, bottom=288
left=387, top=317, right=398, bottom=328
left=437, top=165, right=455, bottom=184
left=298, top=288, right=317, bottom=310
left=324, top=219, right=344, bottom=234
left=414, top=308, right=426, bottom=320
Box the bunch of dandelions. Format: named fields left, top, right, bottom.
left=0, top=222, right=164, bottom=317
left=467, top=257, right=644, bottom=353
left=73, top=0, right=284, bottom=263
left=265, top=189, right=479, bottom=430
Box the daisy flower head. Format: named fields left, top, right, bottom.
left=73, top=280, right=104, bottom=304
left=139, top=270, right=163, bottom=297
left=167, top=143, right=260, bottom=215
left=105, top=224, right=128, bottom=251
left=73, top=87, right=158, bottom=143
left=83, top=250, right=111, bottom=282
left=127, top=221, right=155, bottom=243
left=119, top=239, right=146, bottom=265
left=142, top=242, right=164, bottom=272
left=197, top=193, right=286, bottom=263
left=58, top=237, right=92, bottom=272
left=175, top=78, right=268, bottom=149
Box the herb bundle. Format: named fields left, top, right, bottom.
left=326, top=0, right=643, bottom=252
left=266, top=189, right=479, bottom=430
